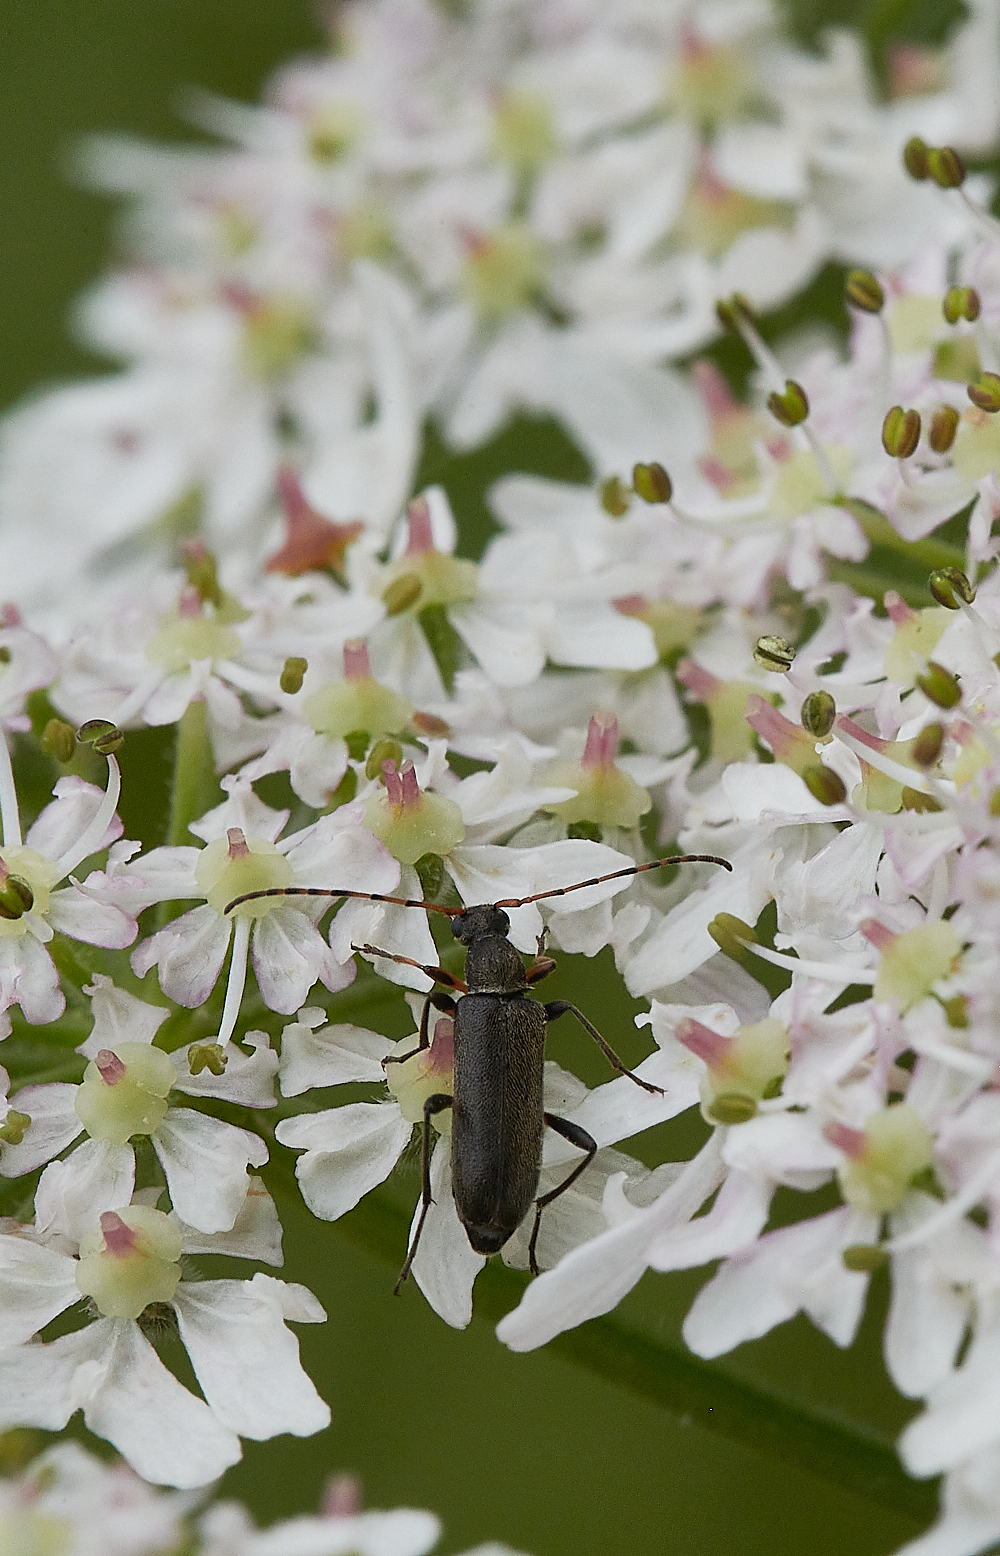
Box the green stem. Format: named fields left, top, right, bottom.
left=850, top=503, right=967, bottom=572
left=166, top=699, right=220, bottom=847
left=331, top=1188, right=937, bottom=1526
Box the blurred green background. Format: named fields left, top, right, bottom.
left=0, top=4, right=946, bottom=1552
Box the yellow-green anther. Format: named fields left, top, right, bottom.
left=968, top=373, right=1000, bottom=412
left=715, top=293, right=754, bottom=333
left=631, top=462, right=673, bottom=504
left=367, top=738, right=404, bottom=780
left=990, top=785, right=1000, bottom=816
left=928, top=406, right=960, bottom=453
left=842, top=1244, right=888, bottom=1273
left=943, top=286, right=981, bottom=324
left=929, top=566, right=976, bottom=609
left=93, top=727, right=124, bottom=756
left=800, top=690, right=836, bottom=738
left=599, top=476, right=630, bottom=517
left=188, top=1042, right=227, bottom=1077
left=708, top=913, right=757, bottom=959
left=927, top=146, right=965, bottom=189
left=0, top=1109, right=30, bottom=1146
left=912, top=723, right=945, bottom=767
left=77, top=719, right=118, bottom=746
left=882, top=406, right=921, bottom=458
left=916, top=661, right=961, bottom=709
left=802, top=765, right=848, bottom=806
left=707, top=1093, right=758, bottom=1125
left=382, top=574, right=423, bottom=616
left=41, top=719, right=75, bottom=763
left=280, top=656, right=307, bottom=694
left=766, top=380, right=809, bottom=427
left=181, top=542, right=223, bottom=608
left=941, top=994, right=968, bottom=1028
left=845, top=270, right=884, bottom=312
left=412, top=712, right=450, bottom=737
left=753, top=634, right=795, bottom=672
left=0, top=877, right=33, bottom=921
left=901, top=787, right=944, bottom=813
left=903, top=137, right=930, bottom=179
left=0, top=649, right=10, bottom=667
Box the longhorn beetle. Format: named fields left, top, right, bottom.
left=226, top=852, right=731, bottom=1284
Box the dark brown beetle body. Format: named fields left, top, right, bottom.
left=449, top=908, right=546, bottom=1254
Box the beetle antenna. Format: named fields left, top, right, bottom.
left=223, top=886, right=463, bottom=917
left=493, top=854, right=732, bottom=910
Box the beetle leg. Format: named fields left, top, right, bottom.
left=544, top=1000, right=664, bottom=1095
left=527, top=1113, right=597, bottom=1275
left=383, top=991, right=458, bottom=1068
left=395, top=1092, right=453, bottom=1293
left=352, top=941, right=468, bottom=992
left=525, top=926, right=556, bottom=984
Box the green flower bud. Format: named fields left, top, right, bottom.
left=382, top=573, right=423, bottom=616
left=915, top=661, right=962, bottom=709
left=844, top=270, right=884, bottom=312
left=280, top=656, right=307, bottom=694
left=902, top=137, right=930, bottom=179
left=366, top=738, right=404, bottom=780
left=753, top=634, right=795, bottom=672
left=882, top=406, right=921, bottom=458
left=968, top=373, right=1000, bottom=412
left=766, top=379, right=809, bottom=427
left=802, top=765, right=848, bottom=806
left=943, top=286, right=981, bottom=324
left=631, top=462, right=673, bottom=504
left=800, top=690, right=836, bottom=738
left=901, top=786, right=944, bottom=813
left=41, top=718, right=75, bottom=763
left=927, top=146, right=965, bottom=189
left=842, top=1244, right=888, bottom=1273
left=928, top=406, right=960, bottom=453
left=599, top=476, right=630, bottom=516
left=928, top=565, right=975, bottom=608
left=911, top=723, right=945, bottom=767
left=188, top=1042, right=227, bottom=1077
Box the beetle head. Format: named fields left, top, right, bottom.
left=451, top=904, right=510, bottom=944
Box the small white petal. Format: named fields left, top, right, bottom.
left=411, top=1146, right=485, bottom=1331
left=34, top=1138, right=136, bottom=1243
left=176, top=1177, right=284, bottom=1266
left=279, top=1020, right=392, bottom=1096
left=277, top=1103, right=412, bottom=1222
left=153, top=1110, right=268, bottom=1233
left=0, top=1083, right=82, bottom=1177
left=0, top=1233, right=79, bottom=1346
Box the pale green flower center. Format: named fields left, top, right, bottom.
left=75, top=1042, right=176, bottom=1145
left=0, top=1511, right=72, bottom=1556
left=75, top=1206, right=183, bottom=1320
left=873, top=922, right=961, bottom=1011
left=837, top=1105, right=933, bottom=1214
left=303, top=677, right=413, bottom=740
left=461, top=226, right=545, bottom=319
left=145, top=615, right=241, bottom=675
left=195, top=835, right=295, bottom=917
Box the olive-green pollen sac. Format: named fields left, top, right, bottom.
left=916, top=661, right=962, bottom=709
left=599, top=475, right=630, bottom=517
left=882, top=406, right=921, bottom=458
left=188, top=1042, right=227, bottom=1077
left=903, top=136, right=930, bottom=179
left=0, top=876, right=34, bottom=921
left=766, top=379, right=809, bottom=428
left=707, top=1093, right=758, bottom=1125
left=844, top=270, right=884, bottom=312
left=943, top=286, right=981, bottom=324
left=715, top=293, right=754, bottom=333
left=990, top=785, right=1000, bottom=817
left=0, top=1109, right=30, bottom=1146
left=802, top=765, right=848, bottom=806
left=632, top=461, right=673, bottom=504
left=927, top=146, right=965, bottom=189
left=928, top=405, right=960, bottom=453
left=753, top=634, right=795, bottom=672
left=41, top=718, right=76, bottom=763
left=968, top=373, right=1000, bottom=412
left=77, top=718, right=125, bottom=756
left=912, top=722, right=945, bottom=767
left=367, top=738, right=404, bottom=780
left=708, top=912, right=757, bottom=958
left=928, top=565, right=976, bottom=608
left=842, top=1243, right=888, bottom=1273
left=800, top=689, right=836, bottom=737
left=382, top=573, right=422, bottom=616
left=280, top=656, right=307, bottom=694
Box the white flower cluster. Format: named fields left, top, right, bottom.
left=2, top=2, right=1000, bottom=1552
left=0, top=1438, right=527, bottom=1556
